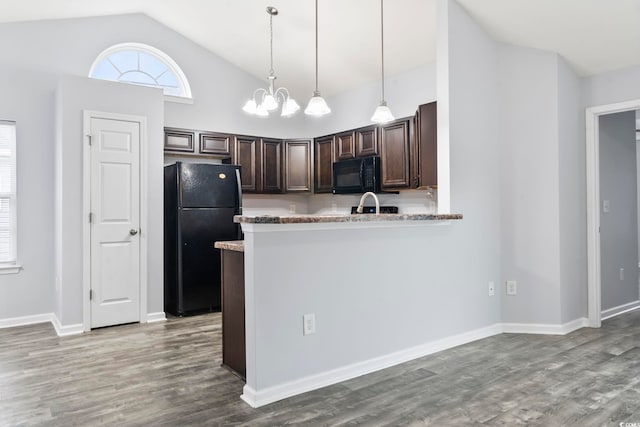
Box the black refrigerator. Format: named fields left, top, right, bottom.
left=164, top=162, right=242, bottom=316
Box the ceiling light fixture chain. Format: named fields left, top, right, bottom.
left=304, top=0, right=331, bottom=116
left=242, top=6, right=300, bottom=118
left=371, top=0, right=394, bottom=124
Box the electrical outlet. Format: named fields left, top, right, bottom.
left=289, top=204, right=296, bottom=214
left=506, top=280, right=517, bottom=296
left=488, top=281, right=495, bottom=296
left=620, top=268, right=625, bottom=281
left=603, top=200, right=610, bottom=213
left=303, top=313, right=316, bottom=336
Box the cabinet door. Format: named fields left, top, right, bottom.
left=416, top=102, right=438, bottom=188
left=356, top=125, right=379, bottom=157
left=200, top=132, right=232, bottom=157
left=334, top=131, right=356, bottom=161
left=285, top=140, right=312, bottom=193
left=164, top=128, right=195, bottom=153
left=314, top=135, right=334, bottom=193
left=380, top=119, right=410, bottom=189
left=235, top=136, right=258, bottom=192
left=261, top=138, right=283, bottom=193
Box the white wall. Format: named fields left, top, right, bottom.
left=0, top=68, right=57, bottom=320
left=441, top=0, right=502, bottom=324
left=582, top=64, right=640, bottom=108
left=598, top=111, right=639, bottom=311
left=498, top=45, right=562, bottom=324
left=55, top=75, right=164, bottom=326
left=558, top=56, right=587, bottom=323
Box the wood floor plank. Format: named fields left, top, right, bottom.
left=1, top=310, right=640, bottom=425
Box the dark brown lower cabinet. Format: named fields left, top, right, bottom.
left=221, top=249, right=245, bottom=380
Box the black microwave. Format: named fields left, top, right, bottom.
left=332, top=156, right=381, bottom=194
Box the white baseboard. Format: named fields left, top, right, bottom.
left=602, top=300, right=640, bottom=320
left=51, top=314, right=84, bottom=337
left=146, top=312, right=167, bottom=323
left=241, top=323, right=503, bottom=408
left=0, top=313, right=54, bottom=329
left=501, top=317, right=589, bottom=335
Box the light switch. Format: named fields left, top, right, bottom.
left=603, top=200, right=610, bottom=213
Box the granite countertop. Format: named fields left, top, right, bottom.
left=214, top=240, right=245, bottom=252
left=235, top=213, right=462, bottom=224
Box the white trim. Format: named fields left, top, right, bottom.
left=0, top=264, right=22, bottom=274
left=51, top=314, right=84, bottom=337
left=241, top=323, right=503, bottom=408
left=0, top=313, right=53, bottom=329
left=501, top=318, right=589, bottom=335
left=146, top=312, right=167, bottom=323
left=601, top=300, right=640, bottom=320
left=82, top=111, right=149, bottom=331
left=586, top=98, right=640, bottom=329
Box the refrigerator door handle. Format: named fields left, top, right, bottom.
left=235, top=168, right=243, bottom=214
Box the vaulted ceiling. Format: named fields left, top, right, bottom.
left=2, top=0, right=640, bottom=98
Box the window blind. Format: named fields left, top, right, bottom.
left=0, top=121, right=16, bottom=265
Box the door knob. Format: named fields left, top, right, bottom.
left=129, top=229, right=138, bottom=236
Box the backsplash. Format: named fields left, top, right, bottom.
left=243, top=190, right=438, bottom=216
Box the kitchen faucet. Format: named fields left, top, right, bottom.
left=356, top=192, right=380, bottom=214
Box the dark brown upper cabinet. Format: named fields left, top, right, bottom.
left=412, top=102, right=437, bottom=189
left=314, top=135, right=334, bottom=193
left=284, top=139, right=312, bottom=193
left=164, top=128, right=195, bottom=153
left=199, top=132, right=232, bottom=157
left=235, top=136, right=259, bottom=193
left=260, top=138, right=283, bottom=194
left=380, top=118, right=411, bottom=190
left=334, top=131, right=356, bottom=161
left=356, top=125, right=379, bottom=157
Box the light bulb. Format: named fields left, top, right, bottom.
left=242, top=99, right=257, bottom=114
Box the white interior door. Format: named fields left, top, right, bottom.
left=90, top=117, right=141, bottom=328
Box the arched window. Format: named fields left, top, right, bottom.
left=89, top=43, right=192, bottom=100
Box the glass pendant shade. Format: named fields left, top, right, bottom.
left=242, top=99, right=257, bottom=114
left=305, top=92, right=331, bottom=116
left=371, top=101, right=394, bottom=123
left=262, top=93, right=278, bottom=111
left=281, top=98, right=301, bottom=117
left=255, top=103, right=269, bottom=117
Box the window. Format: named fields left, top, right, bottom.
left=0, top=121, right=18, bottom=271
left=89, top=43, right=192, bottom=101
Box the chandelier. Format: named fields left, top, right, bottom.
left=242, top=6, right=300, bottom=118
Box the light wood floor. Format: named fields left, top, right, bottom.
left=1, top=310, right=639, bottom=426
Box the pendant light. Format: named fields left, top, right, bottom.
left=371, top=0, right=395, bottom=124
left=242, top=6, right=300, bottom=118
left=304, top=0, right=331, bottom=116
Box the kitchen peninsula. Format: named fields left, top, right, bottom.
left=234, top=212, right=462, bottom=408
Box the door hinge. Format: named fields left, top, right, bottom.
left=89, top=212, right=94, bottom=223
left=89, top=289, right=93, bottom=300
left=87, top=134, right=92, bottom=145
